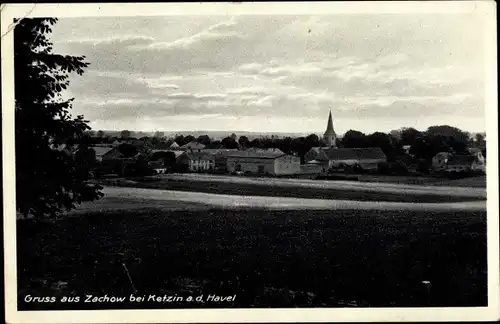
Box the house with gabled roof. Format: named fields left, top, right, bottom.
left=168, top=141, right=180, bottom=149
left=90, top=146, right=124, bottom=162
left=226, top=150, right=300, bottom=175
left=177, top=151, right=215, bottom=172
left=180, top=141, right=205, bottom=150
left=305, top=147, right=387, bottom=171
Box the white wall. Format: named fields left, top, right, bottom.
left=227, top=157, right=276, bottom=174
left=274, top=155, right=301, bottom=175
left=189, top=159, right=214, bottom=172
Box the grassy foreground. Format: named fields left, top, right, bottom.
left=17, top=207, right=487, bottom=310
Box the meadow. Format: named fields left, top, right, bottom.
left=17, top=207, right=487, bottom=310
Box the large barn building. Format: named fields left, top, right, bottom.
left=226, top=150, right=300, bottom=175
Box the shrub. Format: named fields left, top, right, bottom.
left=377, top=162, right=390, bottom=174
left=390, top=161, right=409, bottom=175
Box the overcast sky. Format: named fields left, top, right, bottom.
left=50, top=13, right=487, bottom=134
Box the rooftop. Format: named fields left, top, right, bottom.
left=320, top=147, right=387, bottom=161
left=227, top=150, right=286, bottom=159
left=447, top=155, right=476, bottom=166
left=182, top=151, right=215, bottom=161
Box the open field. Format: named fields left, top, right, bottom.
left=71, top=187, right=486, bottom=213
left=97, top=173, right=486, bottom=204
left=17, top=206, right=487, bottom=310
left=357, top=174, right=487, bottom=188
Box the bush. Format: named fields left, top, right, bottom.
left=417, top=159, right=431, bottom=174
left=377, top=162, right=390, bottom=174
left=390, top=161, right=409, bottom=175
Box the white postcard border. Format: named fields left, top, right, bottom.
left=2, top=2, right=499, bottom=323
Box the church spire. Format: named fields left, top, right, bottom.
left=324, top=110, right=335, bottom=136
left=323, top=110, right=337, bottom=148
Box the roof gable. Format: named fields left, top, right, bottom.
left=91, top=146, right=115, bottom=157
left=180, top=141, right=206, bottom=149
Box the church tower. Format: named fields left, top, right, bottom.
left=323, top=110, right=337, bottom=148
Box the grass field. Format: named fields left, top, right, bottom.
left=17, top=207, right=487, bottom=310
left=98, top=177, right=485, bottom=204
left=357, top=174, right=487, bottom=187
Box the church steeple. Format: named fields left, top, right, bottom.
left=323, top=110, right=337, bottom=148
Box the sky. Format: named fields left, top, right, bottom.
left=49, top=13, right=488, bottom=135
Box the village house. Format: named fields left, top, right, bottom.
left=432, top=150, right=485, bottom=174
left=402, top=145, right=412, bottom=155
left=180, top=141, right=206, bottom=151
left=90, top=146, right=124, bottom=162
left=148, top=160, right=168, bottom=174
left=305, top=147, right=387, bottom=171
left=177, top=151, right=215, bottom=172
left=226, top=150, right=301, bottom=175
left=201, top=149, right=239, bottom=171
left=445, top=155, right=477, bottom=173
left=150, top=149, right=184, bottom=160
left=432, top=152, right=453, bottom=172
left=168, top=141, right=180, bottom=149
left=467, top=147, right=486, bottom=164
left=245, top=147, right=285, bottom=154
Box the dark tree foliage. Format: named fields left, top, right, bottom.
left=14, top=18, right=103, bottom=220
left=342, top=130, right=367, bottom=148
left=221, top=136, right=239, bottom=149
left=197, top=135, right=212, bottom=146
left=184, top=135, right=195, bottom=143
left=305, top=134, right=320, bottom=148
left=238, top=135, right=250, bottom=148
left=400, top=127, right=422, bottom=146
left=117, top=143, right=138, bottom=158
left=120, top=130, right=131, bottom=139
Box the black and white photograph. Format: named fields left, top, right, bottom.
left=2, top=2, right=499, bottom=323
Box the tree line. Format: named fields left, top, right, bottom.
left=89, top=125, right=484, bottom=165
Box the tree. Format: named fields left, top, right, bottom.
left=238, top=135, right=250, bottom=148
left=174, top=135, right=186, bottom=146
left=117, top=143, right=138, bottom=158
left=367, top=132, right=395, bottom=160
left=400, top=127, right=422, bottom=146
left=342, top=130, right=367, bottom=148
left=154, top=131, right=165, bottom=139
left=151, top=151, right=177, bottom=171
left=305, top=134, right=320, bottom=148
left=474, top=133, right=486, bottom=148
left=120, top=130, right=131, bottom=139
left=14, top=18, right=103, bottom=221
left=96, top=130, right=105, bottom=138
left=184, top=135, right=195, bottom=143
left=222, top=136, right=239, bottom=149
left=197, top=135, right=212, bottom=146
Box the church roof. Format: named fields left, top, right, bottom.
left=318, top=147, right=386, bottom=161
left=324, top=110, right=336, bottom=136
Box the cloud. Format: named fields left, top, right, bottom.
left=50, top=14, right=487, bottom=133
